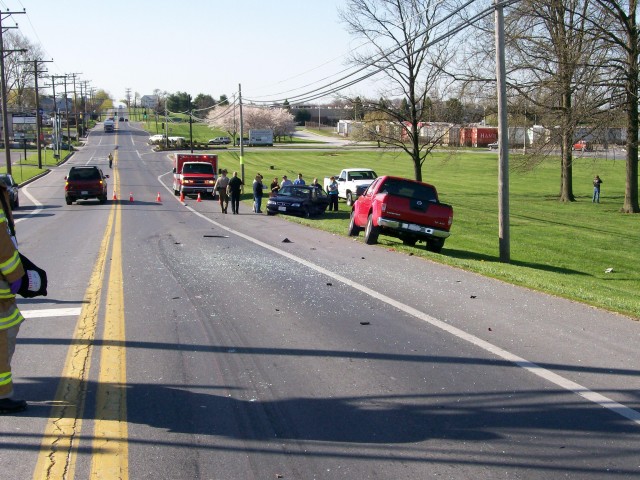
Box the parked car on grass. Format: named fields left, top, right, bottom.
left=208, top=137, right=231, bottom=145
left=488, top=141, right=499, bottom=150
left=148, top=134, right=167, bottom=145
left=266, top=185, right=329, bottom=217
left=348, top=175, right=453, bottom=253
left=573, top=140, right=592, bottom=152
left=0, top=174, right=19, bottom=209
left=64, top=166, right=109, bottom=205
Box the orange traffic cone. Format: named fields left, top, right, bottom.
left=156, top=192, right=162, bottom=202
left=196, top=193, right=202, bottom=202
left=113, top=190, right=118, bottom=201
left=129, top=192, right=134, bottom=202
left=179, top=191, right=185, bottom=202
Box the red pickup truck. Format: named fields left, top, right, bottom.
left=348, top=175, right=453, bottom=253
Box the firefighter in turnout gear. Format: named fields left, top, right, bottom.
left=0, top=183, right=26, bottom=414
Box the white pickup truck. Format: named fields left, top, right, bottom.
left=324, top=168, right=378, bottom=206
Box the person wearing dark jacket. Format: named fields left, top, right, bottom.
left=228, top=171, right=243, bottom=214
left=593, top=175, right=603, bottom=203
left=253, top=174, right=265, bottom=213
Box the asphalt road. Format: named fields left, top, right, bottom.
left=2, top=122, right=639, bottom=479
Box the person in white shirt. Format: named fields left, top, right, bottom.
left=280, top=175, right=293, bottom=188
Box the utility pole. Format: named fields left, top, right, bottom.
left=495, top=0, right=510, bottom=263
left=188, top=94, right=193, bottom=153
left=0, top=9, right=26, bottom=175
left=67, top=72, right=81, bottom=141
left=21, top=59, right=52, bottom=169
left=125, top=87, right=131, bottom=121
left=48, top=75, right=66, bottom=159
left=238, top=83, right=244, bottom=187
left=62, top=75, right=71, bottom=147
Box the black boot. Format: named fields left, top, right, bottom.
left=0, top=398, right=27, bottom=414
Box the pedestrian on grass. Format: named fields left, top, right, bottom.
left=327, top=175, right=339, bottom=211
left=228, top=171, right=243, bottom=214
left=592, top=175, right=603, bottom=203
left=0, top=182, right=26, bottom=414
left=311, top=178, right=322, bottom=189
left=253, top=174, right=265, bottom=213
left=270, top=177, right=280, bottom=197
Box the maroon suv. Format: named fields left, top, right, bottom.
left=65, top=166, right=109, bottom=205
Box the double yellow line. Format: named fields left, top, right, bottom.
left=33, top=148, right=129, bottom=479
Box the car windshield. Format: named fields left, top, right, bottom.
left=183, top=163, right=213, bottom=174
left=379, top=179, right=437, bottom=203
left=68, top=168, right=101, bottom=181
left=279, top=186, right=311, bottom=198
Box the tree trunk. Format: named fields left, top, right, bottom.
left=559, top=91, right=575, bottom=202
left=622, top=0, right=640, bottom=213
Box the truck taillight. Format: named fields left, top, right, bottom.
left=448, top=215, right=453, bottom=226
left=381, top=203, right=386, bottom=213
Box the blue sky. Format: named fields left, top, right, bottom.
left=9, top=0, right=379, bottom=104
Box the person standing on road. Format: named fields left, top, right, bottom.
left=253, top=174, right=265, bottom=213
left=592, top=175, right=603, bottom=203
left=228, top=171, right=243, bottom=214
left=108, top=152, right=113, bottom=169
left=293, top=173, right=305, bottom=185
left=0, top=183, right=26, bottom=414
left=214, top=169, right=230, bottom=213
left=327, top=175, right=339, bottom=211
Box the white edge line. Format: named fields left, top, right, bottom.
left=15, top=184, right=43, bottom=224
left=157, top=172, right=640, bottom=427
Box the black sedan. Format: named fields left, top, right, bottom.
left=266, top=185, right=329, bottom=217
left=0, top=173, right=19, bottom=209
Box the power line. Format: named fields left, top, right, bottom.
left=244, top=0, right=517, bottom=105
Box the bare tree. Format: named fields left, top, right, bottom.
left=587, top=0, right=639, bottom=213
left=339, top=0, right=458, bottom=181
left=5, top=30, right=44, bottom=108
left=504, top=0, right=611, bottom=202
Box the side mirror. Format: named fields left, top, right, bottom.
left=104, top=175, right=110, bottom=178
left=64, top=176, right=68, bottom=180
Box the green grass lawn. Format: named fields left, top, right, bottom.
left=216, top=148, right=639, bottom=319
left=0, top=149, right=62, bottom=182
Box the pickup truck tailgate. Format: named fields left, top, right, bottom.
left=382, top=194, right=452, bottom=231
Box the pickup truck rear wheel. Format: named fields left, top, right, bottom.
left=364, top=214, right=379, bottom=245
left=346, top=192, right=354, bottom=206
left=426, top=238, right=444, bottom=253
left=347, top=210, right=362, bottom=236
